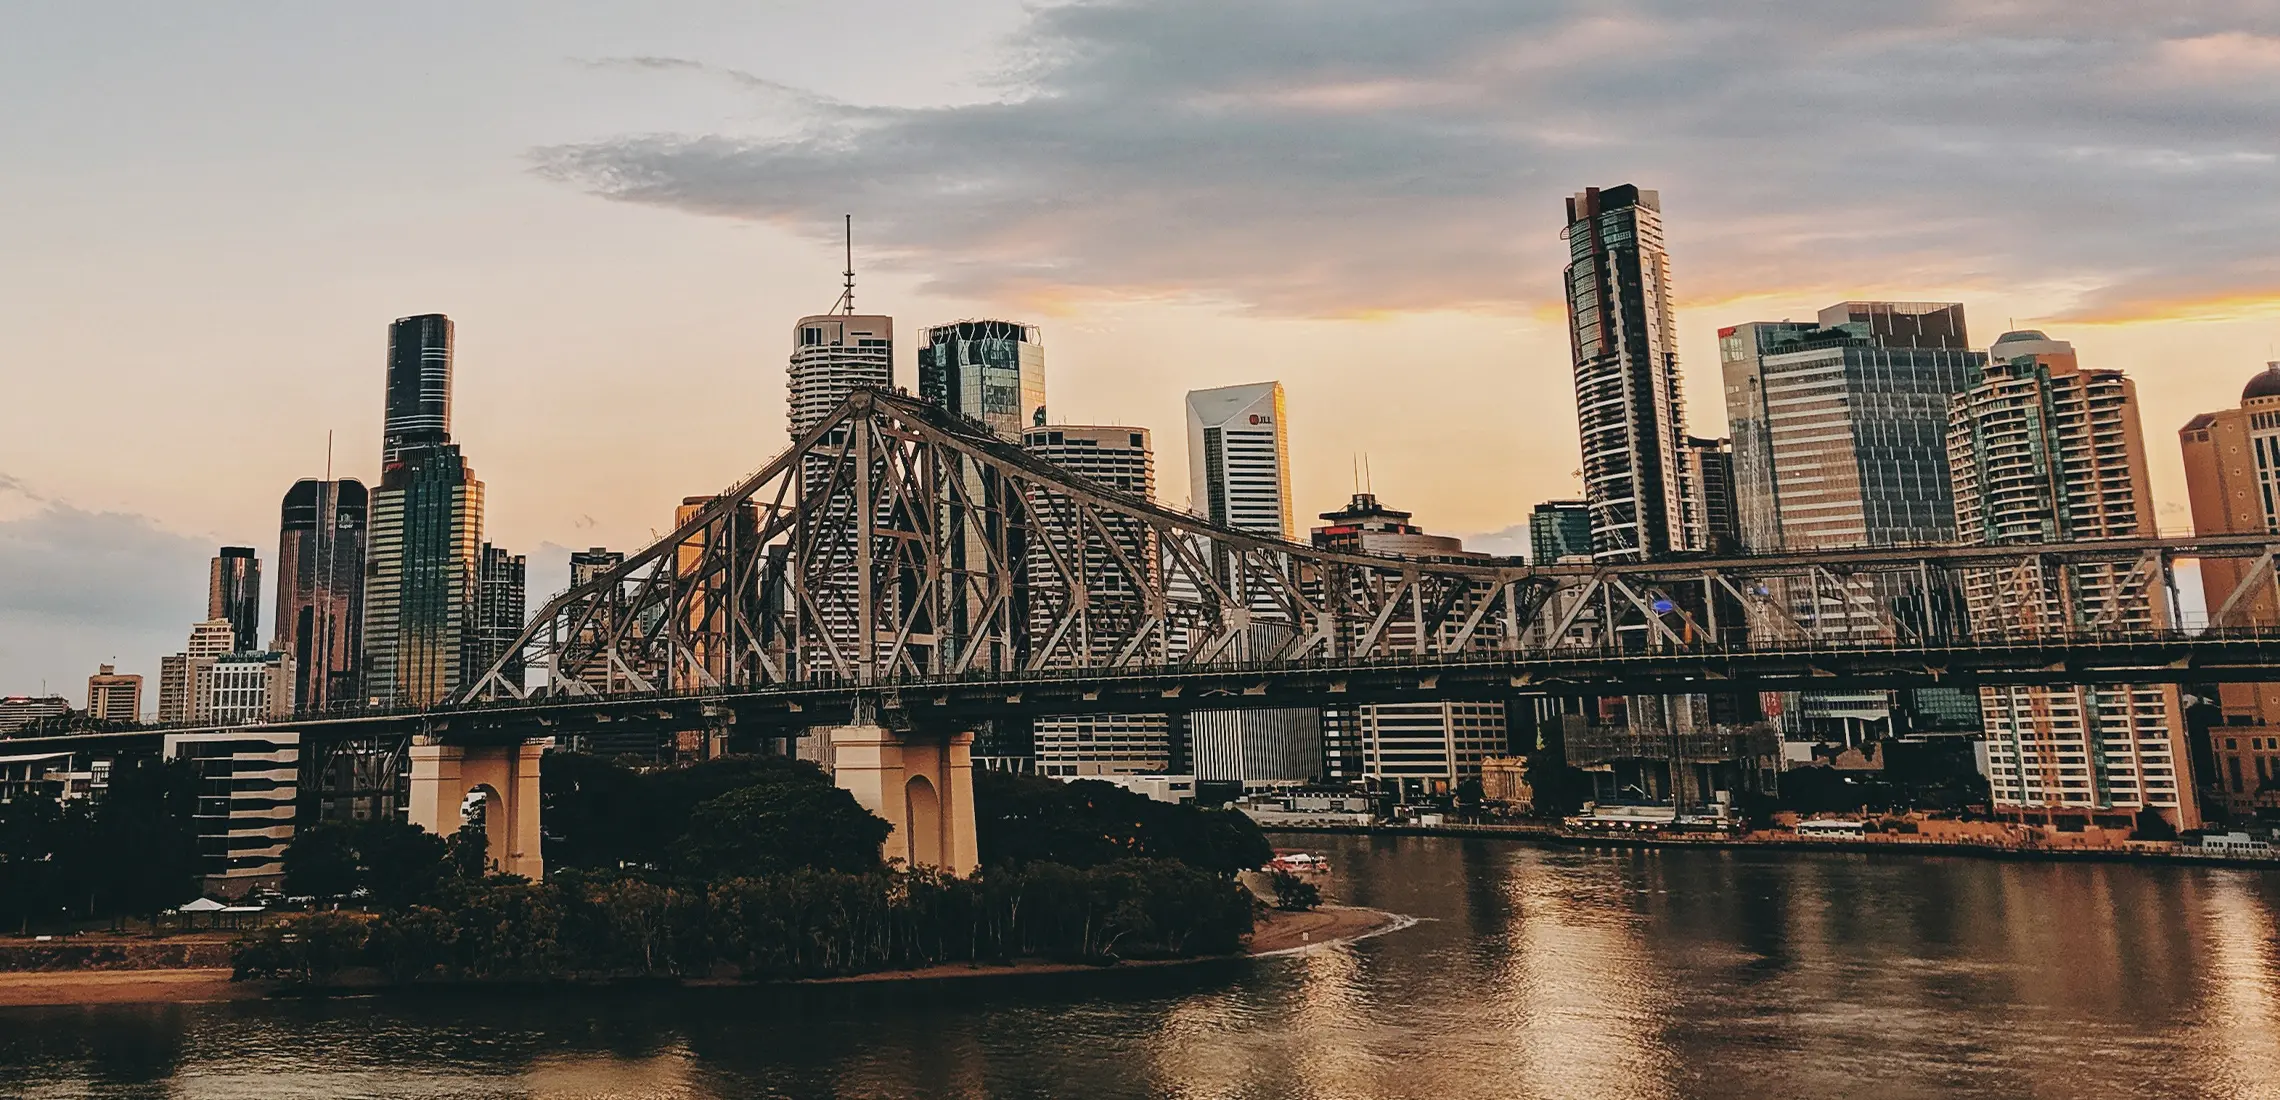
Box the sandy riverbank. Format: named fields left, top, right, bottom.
left=0, top=905, right=1408, bottom=1008
left=0, top=968, right=262, bottom=1008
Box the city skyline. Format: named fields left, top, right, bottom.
left=4, top=3, right=2279, bottom=697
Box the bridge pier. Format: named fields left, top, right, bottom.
left=407, top=738, right=546, bottom=879
left=827, top=726, right=978, bottom=875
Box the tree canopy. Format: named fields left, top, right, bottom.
left=973, top=770, right=1270, bottom=875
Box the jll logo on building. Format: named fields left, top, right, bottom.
left=1249, top=414, right=1271, bottom=425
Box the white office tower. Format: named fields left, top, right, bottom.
left=1187, top=382, right=1294, bottom=538
left=789, top=314, right=894, bottom=439
left=1948, top=330, right=2199, bottom=831
left=1184, top=382, right=1321, bottom=784
left=1023, top=426, right=1173, bottom=776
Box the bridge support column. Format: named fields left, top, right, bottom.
left=407, top=738, right=546, bottom=879
left=827, top=726, right=978, bottom=875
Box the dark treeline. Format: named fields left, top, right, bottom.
left=0, top=758, right=201, bottom=932
left=239, top=753, right=1269, bottom=987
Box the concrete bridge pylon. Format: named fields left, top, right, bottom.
left=407, top=737, right=546, bottom=879
left=827, top=726, right=979, bottom=875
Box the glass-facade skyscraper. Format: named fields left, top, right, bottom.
left=276, top=478, right=368, bottom=713
left=207, top=547, right=262, bottom=652
left=918, top=320, right=1046, bottom=441
left=1721, top=302, right=1983, bottom=552
left=1528, top=500, right=1592, bottom=564
left=1562, top=185, right=1693, bottom=561
left=363, top=313, right=485, bottom=709
left=383, top=314, right=453, bottom=466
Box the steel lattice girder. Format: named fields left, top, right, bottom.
left=458, top=389, right=2280, bottom=704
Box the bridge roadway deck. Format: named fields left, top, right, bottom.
left=12, top=632, right=2274, bottom=756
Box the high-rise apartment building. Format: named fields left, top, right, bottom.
left=276, top=478, right=368, bottom=713
left=2179, top=361, right=2280, bottom=819
left=468, top=543, right=527, bottom=690
left=1183, top=382, right=1319, bottom=784
left=383, top=313, right=453, bottom=466
left=1563, top=185, right=1693, bottom=561
left=86, top=664, right=142, bottom=723
left=1528, top=500, right=1593, bottom=564
left=364, top=314, right=485, bottom=709
left=789, top=314, right=894, bottom=439
left=208, top=547, right=261, bottom=652
left=1312, top=493, right=1506, bottom=797
left=1949, top=331, right=2197, bottom=830
left=1022, top=425, right=1172, bottom=777
left=919, top=320, right=1046, bottom=440
left=1720, top=302, right=1987, bottom=746
left=157, top=618, right=239, bottom=724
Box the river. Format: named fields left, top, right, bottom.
left=6, top=835, right=2280, bottom=1099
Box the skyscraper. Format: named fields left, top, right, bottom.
left=2179, top=361, right=2280, bottom=819
left=468, top=543, right=528, bottom=690
left=86, top=664, right=142, bottom=723
left=1722, top=302, right=1983, bottom=552
left=918, top=320, right=1046, bottom=440
left=1183, top=381, right=1319, bottom=784
left=364, top=445, right=484, bottom=708
left=276, top=478, right=368, bottom=713
left=1186, top=382, right=1294, bottom=538
left=789, top=314, right=894, bottom=440
left=1528, top=500, right=1593, bottom=564
left=1562, top=185, right=1693, bottom=561
left=1950, top=331, right=2197, bottom=830
left=383, top=313, right=453, bottom=466
left=1719, top=302, right=1987, bottom=745
left=1022, top=425, right=1172, bottom=777
left=208, top=547, right=261, bottom=652
left=363, top=314, right=485, bottom=709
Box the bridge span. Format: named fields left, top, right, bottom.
left=14, top=391, right=2279, bottom=884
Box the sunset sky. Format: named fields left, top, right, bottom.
left=3, top=1, right=2277, bottom=700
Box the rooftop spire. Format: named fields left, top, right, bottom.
left=836, top=213, right=855, bottom=315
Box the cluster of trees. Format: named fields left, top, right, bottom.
left=0, top=758, right=201, bottom=933
left=237, top=859, right=1252, bottom=986
left=241, top=752, right=1267, bottom=987
left=972, top=770, right=1272, bottom=873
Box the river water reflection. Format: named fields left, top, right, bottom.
left=6, top=836, right=2280, bottom=1099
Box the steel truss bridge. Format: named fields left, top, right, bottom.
left=379, top=386, right=2280, bottom=739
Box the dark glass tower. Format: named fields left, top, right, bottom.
left=364, top=314, right=484, bottom=708
left=383, top=314, right=454, bottom=466
left=277, top=479, right=368, bottom=713
left=468, top=543, right=527, bottom=690
left=1563, top=185, right=1691, bottom=561
left=917, top=320, right=1046, bottom=440
left=208, top=547, right=262, bottom=652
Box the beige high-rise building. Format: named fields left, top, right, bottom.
left=2179, top=361, right=2280, bottom=819
left=86, top=664, right=142, bottom=723
left=1949, top=331, right=2197, bottom=830
left=157, top=618, right=241, bottom=724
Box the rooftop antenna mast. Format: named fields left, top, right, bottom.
left=836, top=213, right=856, bottom=315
